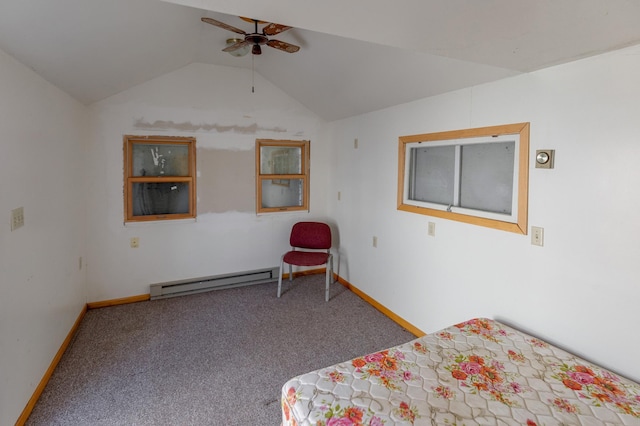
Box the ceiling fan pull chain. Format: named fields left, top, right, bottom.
left=252, top=54, right=255, bottom=93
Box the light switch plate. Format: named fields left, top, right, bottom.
left=531, top=226, right=544, bottom=246
left=11, top=207, right=24, bottom=231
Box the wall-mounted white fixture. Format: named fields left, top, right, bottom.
left=535, top=149, right=555, bottom=169
left=226, top=38, right=250, bottom=57
left=11, top=207, right=24, bottom=231
left=531, top=226, right=544, bottom=246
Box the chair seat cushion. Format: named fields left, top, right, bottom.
left=283, top=250, right=329, bottom=267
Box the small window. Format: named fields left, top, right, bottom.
left=123, top=135, right=196, bottom=222
left=398, top=123, right=529, bottom=234
left=256, top=139, right=309, bottom=213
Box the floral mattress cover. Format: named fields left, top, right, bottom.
left=281, top=318, right=640, bottom=425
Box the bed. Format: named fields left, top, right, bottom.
left=281, top=318, right=640, bottom=425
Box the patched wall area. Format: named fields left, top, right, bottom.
left=198, top=148, right=255, bottom=213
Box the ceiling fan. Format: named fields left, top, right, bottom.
left=201, top=16, right=300, bottom=55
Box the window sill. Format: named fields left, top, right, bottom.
left=124, top=218, right=197, bottom=227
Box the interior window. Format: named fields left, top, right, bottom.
left=123, top=135, right=196, bottom=222
left=256, top=139, right=309, bottom=213
left=398, top=123, right=529, bottom=234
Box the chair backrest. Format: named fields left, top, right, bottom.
left=289, top=222, right=331, bottom=250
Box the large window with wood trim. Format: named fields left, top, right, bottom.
left=123, top=135, right=196, bottom=222
left=398, top=123, right=529, bottom=234
left=256, top=139, right=310, bottom=213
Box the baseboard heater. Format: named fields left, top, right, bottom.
left=150, top=267, right=279, bottom=300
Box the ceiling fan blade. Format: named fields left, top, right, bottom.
left=201, top=17, right=246, bottom=35
left=222, top=40, right=250, bottom=53
left=267, top=39, right=300, bottom=53
left=263, top=23, right=292, bottom=36
left=240, top=16, right=268, bottom=24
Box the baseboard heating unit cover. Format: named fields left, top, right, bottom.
left=150, top=267, right=279, bottom=300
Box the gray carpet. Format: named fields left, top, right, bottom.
left=26, top=275, right=416, bottom=425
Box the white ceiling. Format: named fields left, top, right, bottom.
left=1, top=0, right=640, bottom=121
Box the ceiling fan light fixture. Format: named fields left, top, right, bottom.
left=225, top=38, right=250, bottom=57
left=202, top=16, right=300, bottom=56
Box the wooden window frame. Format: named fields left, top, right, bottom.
left=256, top=139, right=310, bottom=214
left=123, top=135, right=197, bottom=222
left=397, top=123, right=529, bottom=234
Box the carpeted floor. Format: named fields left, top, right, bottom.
left=26, top=275, right=417, bottom=425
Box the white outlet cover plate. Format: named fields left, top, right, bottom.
left=531, top=226, right=544, bottom=246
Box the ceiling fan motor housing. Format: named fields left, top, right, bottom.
left=246, top=33, right=268, bottom=45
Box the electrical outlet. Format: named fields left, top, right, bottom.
left=338, top=191, right=341, bottom=201
left=531, top=226, right=544, bottom=246
left=354, top=138, right=358, bottom=149
left=428, top=222, right=436, bottom=237
left=130, top=237, right=139, bottom=248
left=372, top=236, right=378, bottom=248
left=11, top=207, right=24, bottom=231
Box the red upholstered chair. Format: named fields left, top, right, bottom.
left=277, top=222, right=334, bottom=301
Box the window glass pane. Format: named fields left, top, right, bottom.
left=408, top=145, right=455, bottom=205
left=132, top=182, right=190, bottom=216
left=260, top=179, right=304, bottom=208
left=132, top=144, right=190, bottom=177
left=460, top=141, right=515, bottom=214
left=259, top=146, right=301, bottom=175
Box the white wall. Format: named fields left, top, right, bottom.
left=328, top=44, right=640, bottom=382
left=0, top=48, right=88, bottom=425
left=86, top=63, right=329, bottom=301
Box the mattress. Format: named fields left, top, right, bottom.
left=281, top=318, right=640, bottom=425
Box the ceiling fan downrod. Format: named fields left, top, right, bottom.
left=247, top=20, right=267, bottom=55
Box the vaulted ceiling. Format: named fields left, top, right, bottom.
left=1, top=0, right=639, bottom=121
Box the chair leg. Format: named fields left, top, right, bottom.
left=325, top=269, right=329, bottom=302
left=288, top=264, right=293, bottom=282
left=325, top=254, right=333, bottom=302
left=277, top=257, right=285, bottom=298
left=330, top=254, right=335, bottom=283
